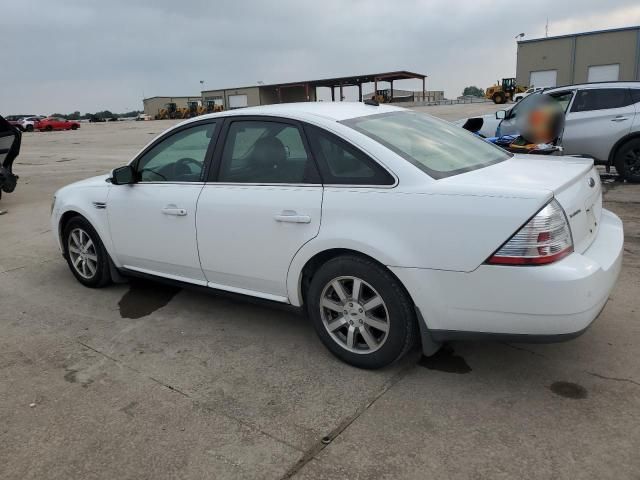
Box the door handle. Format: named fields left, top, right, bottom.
left=274, top=210, right=311, bottom=224
left=611, top=116, right=629, bottom=122
left=162, top=207, right=187, bottom=216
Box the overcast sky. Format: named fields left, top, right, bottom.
left=1, top=0, right=639, bottom=115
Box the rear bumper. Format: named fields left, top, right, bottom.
left=392, top=209, right=624, bottom=339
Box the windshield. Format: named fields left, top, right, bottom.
left=342, top=111, right=511, bottom=179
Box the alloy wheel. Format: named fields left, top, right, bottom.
left=624, top=147, right=640, bottom=175
left=67, top=228, right=98, bottom=279
left=320, top=276, right=390, bottom=354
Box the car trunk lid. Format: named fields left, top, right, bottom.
left=441, top=155, right=601, bottom=253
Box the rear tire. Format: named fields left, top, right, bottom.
left=306, top=255, right=417, bottom=369
left=45, top=125, right=53, bottom=131
left=62, top=216, right=112, bottom=288
left=614, top=137, right=640, bottom=183
left=25, top=125, right=33, bottom=132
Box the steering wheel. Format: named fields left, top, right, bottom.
left=174, top=157, right=202, bottom=178
left=138, top=167, right=167, bottom=181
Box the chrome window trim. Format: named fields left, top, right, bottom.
left=202, top=181, right=398, bottom=189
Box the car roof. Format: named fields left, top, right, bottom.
left=178, top=102, right=406, bottom=127
left=546, top=81, right=640, bottom=92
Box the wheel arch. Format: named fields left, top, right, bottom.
left=607, top=131, right=640, bottom=166
left=288, top=244, right=410, bottom=309
left=56, top=206, right=119, bottom=266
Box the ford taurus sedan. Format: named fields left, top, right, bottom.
left=51, top=103, right=624, bottom=369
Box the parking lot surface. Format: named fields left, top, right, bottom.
left=1, top=104, right=639, bottom=479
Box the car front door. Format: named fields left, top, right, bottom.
left=196, top=117, right=322, bottom=301
left=107, top=120, right=217, bottom=284
left=498, top=90, right=575, bottom=138
left=561, top=88, right=635, bottom=160
left=496, top=93, right=535, bottom=136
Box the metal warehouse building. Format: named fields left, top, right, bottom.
left=516, top=26, right=640, bottom=88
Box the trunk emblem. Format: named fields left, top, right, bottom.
left=588, top=177, right=595, bottom=188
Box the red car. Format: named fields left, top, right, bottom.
left=36, top=117, right=80, bottom=132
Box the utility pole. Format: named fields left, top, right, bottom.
left=545, top=17, right=549, bottom=38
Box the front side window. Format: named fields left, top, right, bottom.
left=342, top=111, right=510, bottom=179
left=217, top=120, right=318, bottom=183
left=136, top=122, right=215, bottom=182
left=547, top=91, right=574, bottom=112
left=570, top=88, right=632, bottom=112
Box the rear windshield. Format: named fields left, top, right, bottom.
left=342, top=111, right=511, bottom=179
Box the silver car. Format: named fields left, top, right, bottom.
left=473, top=82, right=640, bottom=182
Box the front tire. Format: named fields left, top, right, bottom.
left=307, top=255, right=417, bottom=369
left=614, top=138, right=640, bottom=183
left=62, top=216, right=112, bottom=288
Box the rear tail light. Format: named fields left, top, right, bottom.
left=487, top=199, right=573, bottom=266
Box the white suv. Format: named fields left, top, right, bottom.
left=513, top=86, right=544, bottom=102
left=462, top=82, right=640, bottom=182
left=16, top=116, right=44, bottom=132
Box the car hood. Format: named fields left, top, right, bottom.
left=65, top=174, right=110, bottom=189
left=56, top=174, right=110, bottom=197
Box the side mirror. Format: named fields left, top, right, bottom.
left=495, top=110, right=506, bottom=120
left=110, top=165, right=135, bottom=185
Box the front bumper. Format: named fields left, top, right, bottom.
left=391, top=209, right=624, bottom=339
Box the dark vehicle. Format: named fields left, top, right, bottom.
left=108, top=117, right=119, bottom=122
left=89, top=115, right=106, bottom=123
left=0, top=115, right=21, bottom=200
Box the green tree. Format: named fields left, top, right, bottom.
left=462, top=86, right=484, bottom=97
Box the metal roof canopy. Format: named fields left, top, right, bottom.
left=268, top=70, right=427, bottom=102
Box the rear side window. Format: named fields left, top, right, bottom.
left=570, top=88, right=632, bottom=112
left=630, top=89, right=640, bottom=104
left=305, top=125, right=394, bottom=185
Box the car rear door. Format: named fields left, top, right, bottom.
left=195, top=116, right=322, bottom=301
left=561, top=87, right=635, bottom=161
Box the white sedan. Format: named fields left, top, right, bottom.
left=51, top=102, right=624, bottom=369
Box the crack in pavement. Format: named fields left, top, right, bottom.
left=75, top=340, right=303, bottom=454
left=501, top=343, right=640, bottom=389
left=503, top=343, right=547, bottom=358
left=280, top=359, right=418, bottom=479
left=0, top=258, right=56, bottom=275
left=587, top=371, right=640, bottom=387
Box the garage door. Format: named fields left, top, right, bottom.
left=588, top=64, right=619, bottom=82
left=529, top=70, right=557, bottom=88
left=228, top=94, right=248, bottom=109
